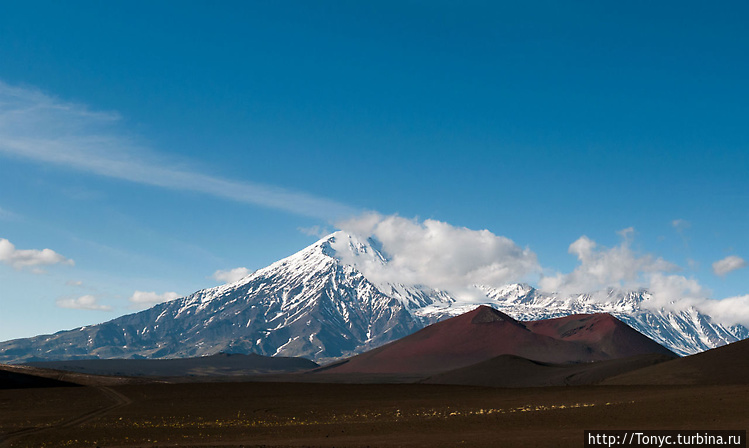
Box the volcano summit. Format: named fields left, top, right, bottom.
left=0, top=232, right=745, bottom=363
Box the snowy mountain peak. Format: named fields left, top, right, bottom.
left=327, top=231, right=388, bottom=263
left=0, top=232, right=746, bottom=364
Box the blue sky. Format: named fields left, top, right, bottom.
left=0, top=1, right=747, bottom=341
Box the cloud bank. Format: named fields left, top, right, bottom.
left=0, top=238, right=74, bottom=272
left=696, top=294, right=749, bottom=327
left=535, top=229, right=749, bottom=326
left=335, top=213, right=540, bottom=300
left=56, top=295, right=112, bottom=311
left=538, top=229, right=711, bottom=306
left=538, top=230, right=679, bottom=298
left=212, top=267, right=252, bottom=284
left=0, top=81, right=356, bottom=221
left=712, top=255, right=747, bottom=277
left=331, top=215, right=749, bottom=326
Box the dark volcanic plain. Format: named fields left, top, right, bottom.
left=1, top=375, right=748, bottom=448
left=2, top=311, right=748, bottom=447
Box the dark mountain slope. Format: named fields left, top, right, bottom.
left=322, top=306, right=673, bottom=375
left=603, top=337, right=749, bottom=385
left=423, top=353, right=675, bottom=387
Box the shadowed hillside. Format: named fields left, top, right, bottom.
left=322, top=306, right=674, bottom=375
left=603, top=337, right=749, bottom=385
left=423, top=353, right=675, bottom=387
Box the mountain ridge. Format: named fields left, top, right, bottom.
left=319, top=306, right=675, bottom=375
left=0, top=231, right=745, bottom=363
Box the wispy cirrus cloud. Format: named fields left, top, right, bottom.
left=0, top=237, right=74, bottom=272
left=0, top=81, right=356, bottom=221
left=0, top=206, right=20, bottom=221
left=671, top=219, right=691, bottom=232
left=298, top=225, right=333, bottom=239
left=671, top=218, right=691, bottom=247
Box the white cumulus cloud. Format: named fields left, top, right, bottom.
left=712, top=255, right=747, bottom=277
left=646, top=272, right=711, bottom=308
left=696, top=295, right=749, bottom=327
left=212, top=267, right=253, bottom=284
left=335, top=213, right=540, bottom=300
left=128, top=291, right=179, bottom=309
left=533, top=230, right=749, bottom=325
left=539, top=230, right=676, bottom=297
left=0, top=238, right=74, bottom=272
left=56, top=295, right=112, bottom=311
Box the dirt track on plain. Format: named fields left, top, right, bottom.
left=0, top=386, right=132, bottom=447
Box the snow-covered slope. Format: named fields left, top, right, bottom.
left=407, top=283, right=748, bottom=357
left=477, top=285, right=749, bottom=357
left=0, top=232, right=745, bottom=363
left=0, top=233, right=419, bottom=364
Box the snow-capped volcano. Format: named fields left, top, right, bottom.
left=0, top=232, right=420, bottom=363
left=0, top=231, right=745, bottom=363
